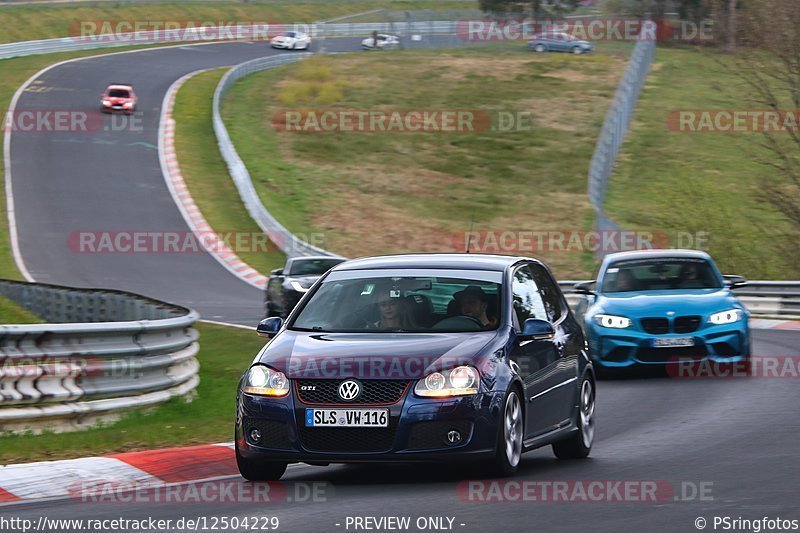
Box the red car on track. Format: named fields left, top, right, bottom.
left=100, top=84, right=137, bottom=114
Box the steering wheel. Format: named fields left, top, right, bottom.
left=432, top=315, right=484, bottom=331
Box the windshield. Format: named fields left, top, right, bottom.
left=287, top=258, right=344, bottom=277
left=291, top=270, right=503, bottom=333
left=601, top=258, right=722, bottom=293
left=108, top=89, right=130, bottom=98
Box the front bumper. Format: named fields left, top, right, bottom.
left=236, top=385, right=503, bottom=463
left=271, top=41, right=293, bottom=49
left=586, top=320, right=750, bottom=368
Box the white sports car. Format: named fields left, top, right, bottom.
left=361, top=34, right=400, bottom=50
left=271, top=32, right=311, bottom=50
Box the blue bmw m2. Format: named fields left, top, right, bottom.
left=236, top=254, right=596, bottom=480
left=577, top=250, right=751, bottom=370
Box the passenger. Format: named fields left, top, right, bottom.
left=615, top=269, right=636, bottom=292
left=677, top=263, right=703, bottom=288
left=370, top=292, right=417, bottom=330
left=454, top=285, right=498, bottom=327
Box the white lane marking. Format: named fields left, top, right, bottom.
left=200, top=319, right=256, bottom=330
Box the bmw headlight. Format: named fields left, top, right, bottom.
left=594, top=314, right=632, bottom=329
left=709, top=309, right=742, bottom=325
left=415, top=366, right=479, bottom=397
left=243, top=365, right=289, bottom=397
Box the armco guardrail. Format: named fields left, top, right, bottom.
left=0, top=279, right=199, bottom=433
left=587, top=23, right=656, bottom=239
left=0, top=21, right=458, bottom=61
left=213, top=53, right=338, bottom=258
left=558, top=280, right=800, bottom=319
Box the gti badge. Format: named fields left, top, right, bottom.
left=338, top=379, right=361, bottom=401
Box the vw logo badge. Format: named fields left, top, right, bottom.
left=338, top=379, right=361, bottom=401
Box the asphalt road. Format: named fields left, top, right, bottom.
left=6, top=39, right=800, bottom=533
left=2, top=329, right=798, bottom=532
left=8, top=39, right=360, bottom=324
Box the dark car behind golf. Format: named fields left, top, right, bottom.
left=265, top=256, right=345, bottom=317
left=237, top=254, right=596, bottom=480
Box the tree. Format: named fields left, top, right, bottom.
left=728, top=0, right=800, bottom=234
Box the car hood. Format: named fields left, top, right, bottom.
left=594, top=289, right=743, bottom=317
left=257, top=330, right=499, bottom=380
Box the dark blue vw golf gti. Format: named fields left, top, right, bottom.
left=235, top=254, right=596, bottom=480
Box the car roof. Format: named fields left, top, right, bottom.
left=604, top=249, right=713, bottom=264
left=331, top=253, right=528, bottom=272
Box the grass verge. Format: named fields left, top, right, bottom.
left=605, top=46, right=799, bottom=279
left=0, top=295, right=42, bottom=323
left=173, top=69, right=285, bottom=274
left=0, top=322, right=264, bottom=464
left=221, top=44, right=634, bottom=278
left=0, top=1, right=477, bottom=44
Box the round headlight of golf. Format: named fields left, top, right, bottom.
left=243, top=365, right=289, bottom=397
left=449, top=366, right=476, bottom=389
left=425, top=372, right=445, bottom=390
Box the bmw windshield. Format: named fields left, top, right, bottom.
left=290, top=269, right=503, bottom=333
left=601, top=258, right=723, bottom=293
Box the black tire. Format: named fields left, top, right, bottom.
left=534, top=44, right=546, bottom=53
left=552, top=377, right=594, bottom=459
left=235, top=442, right=287, bottom=481
left=486, top=387, right=524, bottom=477
left=572, top=46, right=583, bottom=55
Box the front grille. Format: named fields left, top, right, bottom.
left=636, top=345, right=709, bottom=363
left=297, top=422, right=398, bottom=453
left=296, top=380, right=409, bottom=405
left=243, top=418, right=292, bottom=450
left=674, top=316, right=702, bottom=334
left=407, top=420, right=473, bottom=450
left=641, top=318, right=669, bottom=335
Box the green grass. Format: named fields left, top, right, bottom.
left=0, top=322, right=266, bottom=464
left=605, top=46, right=799, bottom=279
left=0, top=1, right=477, bottom=44
left=173, top=69, right=285, bottom=274
left=221, top=44, right=633, bottom=278
left=0, top=295, right=42, bottom=323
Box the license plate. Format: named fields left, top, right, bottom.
left=651, top=337, right=695, bottom=348
left=305, top=408, right=388, bottom=428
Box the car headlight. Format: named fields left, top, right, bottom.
left=242, top=365, right=289, bottom=397
left=415, top=366, right=479, bottom=397
left=709, top=309, right=742, bottom=325
left=123, top=102, right=133, bottom=107
left=102, top=100, right=111, bottom=106
left=594, top=314, right=632, bottom=329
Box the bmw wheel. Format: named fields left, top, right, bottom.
left=572, top=46, right=584, bottom=55
left=488, top=388, right=524, bottom=476
left=552, top=377, right=594, bottom=459
left=235, top=441, right=287, bottom=481
left=534, top=44, right=546, bottom=53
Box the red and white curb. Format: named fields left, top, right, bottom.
left=0, top=443, right=238, bottom=504
left=158, top=70, right=268, bottom=290
left=750, top=318, right=800, bottom=331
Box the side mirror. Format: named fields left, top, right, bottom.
left=724, top=275, right=748, bottom=289
left=256, top=317, right=283, bottom=338
left=574, top=280, right=596, bottom=295
left=271, top=268, right=284, bottom=276
left=520, top=318, right=555, bottom=341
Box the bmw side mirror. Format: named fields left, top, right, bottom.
left=574, top=280, right=596, bottom=295
left=723, top=275, right=748, bottom=289
left=257, top=317, right=283, bottom=338
left=520, top=318, right=555, bottom=341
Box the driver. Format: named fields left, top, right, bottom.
left=454, top=286, right=497, bottom=328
